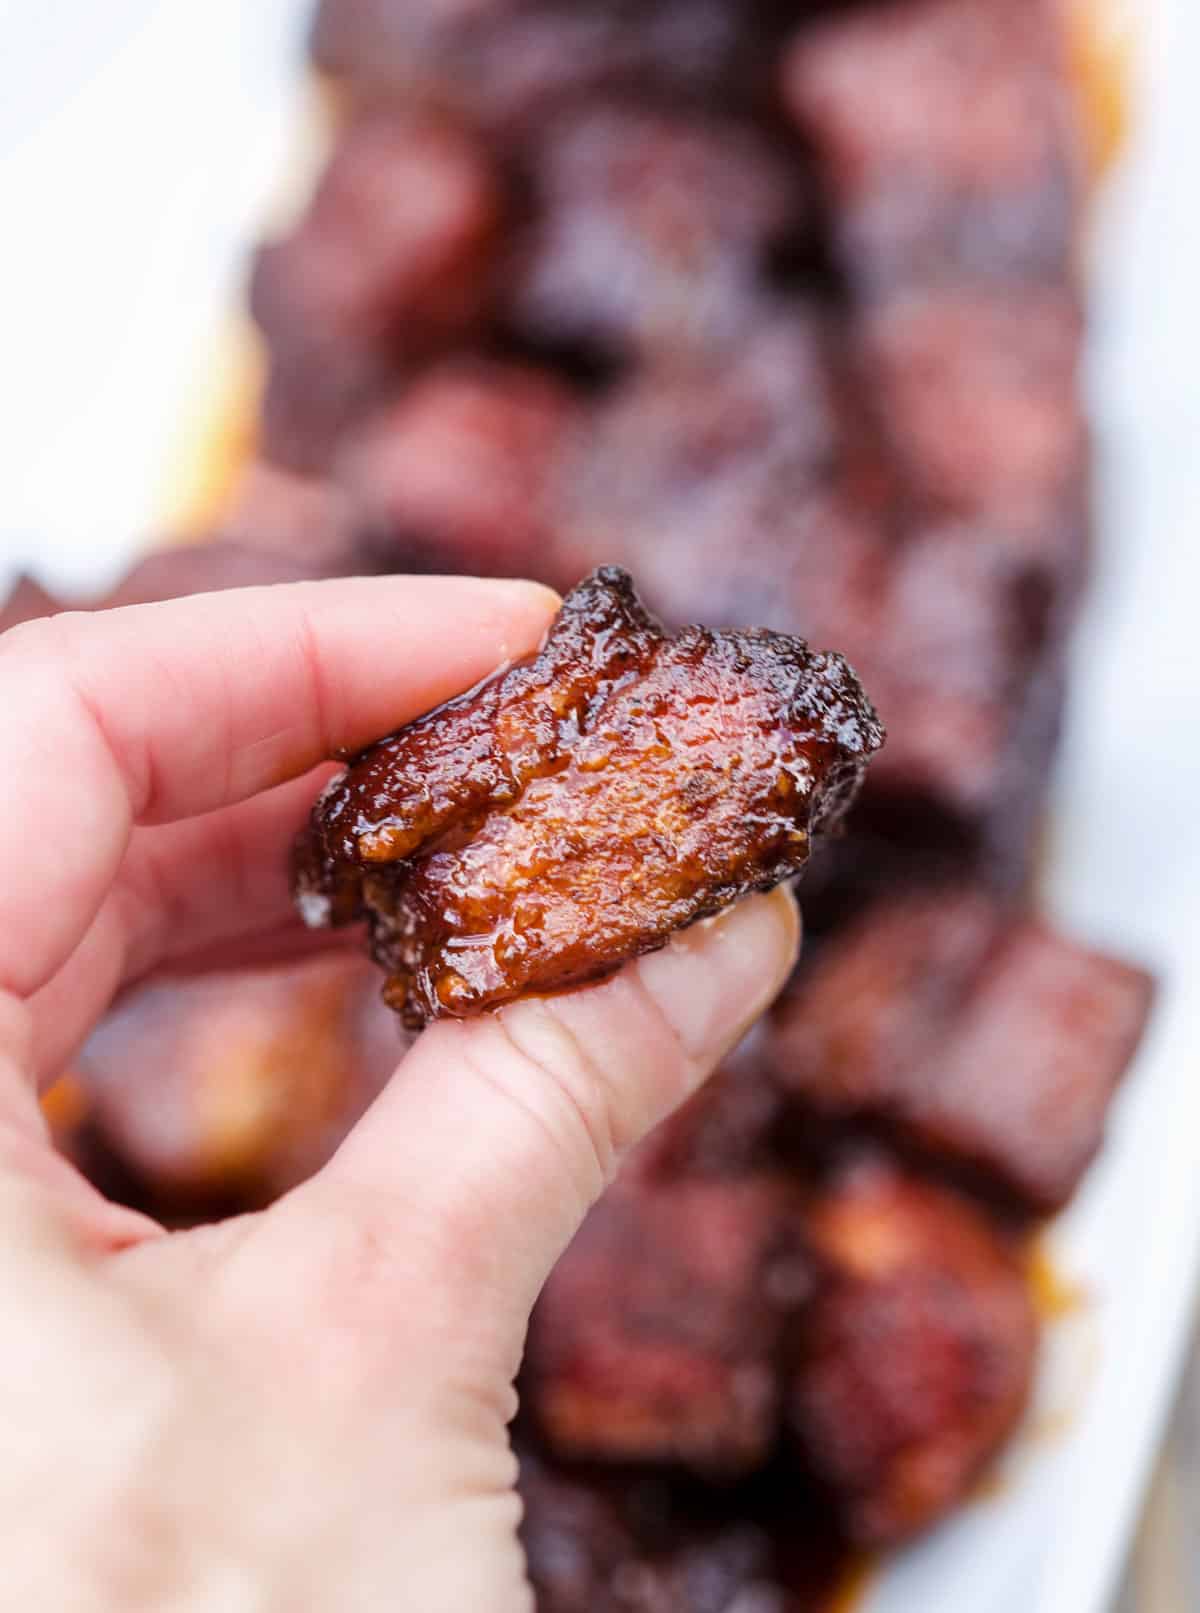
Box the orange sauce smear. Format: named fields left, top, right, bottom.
left=1066, top=0, right=1133, bottom=177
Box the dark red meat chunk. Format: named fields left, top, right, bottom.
left=311, top=0, right=786, bottom=133
left=249, top=110, right=501, bottom=471
left=786, top=1153, right=1037, bottom=1546
left=549, top=316, right=890, bottom=642
left=525, top=1173, right=811, bottom=1474
left=335, top=358, right=578, bottom=578
left=783, top=0, right=1083, bottom=293
left=519, top=1450, right=846, bottom=1613
left=504, top=102, right=804, bottom=367
left=855, top=287, right=1088, bottom=593
left=770, top=891, right=1154, bottom=1212
left=76, top=955, right=404, bottom=1211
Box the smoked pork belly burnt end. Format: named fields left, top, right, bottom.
left=523, top=1171, right=810, bottom=1474
left=249, top=109, right=501, bottom=472
left=310, top=0, right=787, bottom=134
left=782, top=0, right=1083, bottom=293
left=335, top=358, right=579, bottom=579
left=293, top=566, right=884, bottom=1029
left=503, top=100, right=804, bottom=367
left=548, top=315, right=890, bottom=641
left=786, top=1153, right=1037, bottom=1547
left=76, top=955, right=403, bottom=1211
left=768, top=889, right=1154, bottom=1213
left=519, top=1448, right=842, bottom=1613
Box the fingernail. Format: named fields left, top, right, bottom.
left=634, top=886, right=800, bottom=1076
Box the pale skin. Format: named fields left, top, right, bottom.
left=0, top=576, right=799, bottom=1611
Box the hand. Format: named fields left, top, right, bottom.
left=0, top=576, right=799, bottom=1612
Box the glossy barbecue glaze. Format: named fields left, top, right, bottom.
left=295, top=568, right=883, bottom=1026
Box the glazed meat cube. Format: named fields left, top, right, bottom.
left=786, top=1154, right=1037, bottom=1546
left=843, top=528, right=1066, bottom=842
left=856, top=287, right=1088, bottom=592
left=898, top=919, right=1153, bottom=1211
left=311, top=0, right=777, bottom=133
left=783, top=0, right=1083, bottom=292
left=770, top=887, right=1005, bottom=1109
left=519, top=1451, right=837, bottom=1613
left=76, top=955, right=403, bottom=1209
left=335, top=359, right=578, bottom=578
left=550, top=318, right=890, bottom=641
left=294, top=566, right=883, bottom=1028
left=504, top=102, right=802, bottom=367
left=525, top=1173, right=810, bottom=1473
left=0, top=574, right=63, bottom=634
left=770, top=893, right=1154, bottom=1212
left=250, top=111, right=501, bottom=471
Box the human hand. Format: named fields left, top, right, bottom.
left=0, top=576, right=799, bottom=1611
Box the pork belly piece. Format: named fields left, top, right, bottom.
left=525, top=1173, right=810, bottom=1474
left=311, top=0, right=781, bottom=133
left=770, top=892, right=1154, bottom=1212
left=549, top=318, right=890, bottom=642
left=335, top=359, right=578, bottom=578
left=786, top=1153, right=1037, bottom=1547
left=904, top=918, right=1153, bottom=1211
left=554, top=343, right=1066, bottom=904
left=249, top=110, right=501, bottom=472
left=841, top=527, right=1067, bottom=846
left=855, top=286, right=1088, bottom=593
left=0, top=574, right=64, bottom=634
left=503, top=102, right=803, bottom=367
left=783, top=0, right=1083, bottom=293
left=294, top=566, right=883, bottom=1028
left=76, top=955, right=403, bottom=1209
left=519, top=1450, right=843, bottom=1613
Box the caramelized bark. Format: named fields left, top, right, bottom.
left=839, top=529, right=1066, bottom=831
left=770, top=891, right=1153, bottom=1211
left=294, top=567, right=883, bottom=1027
left=525, top=1173, right=810, bottom=1474
left=787, top=1154, right=1037, bottom=1547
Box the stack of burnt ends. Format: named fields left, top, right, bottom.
left=2, top=0, right=1154, bottom=1604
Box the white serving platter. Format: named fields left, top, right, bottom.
left=2, top=5, right=1198, bottom=1611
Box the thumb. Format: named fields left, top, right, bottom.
left=281, top=886, right=799, bottom=1369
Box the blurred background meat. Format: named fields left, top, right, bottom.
left=785, top=1153, right=1037, bottom=1547
left=525, top=1172, right=810, bottom=1475
left=71, top=954, right=405, bottom=1214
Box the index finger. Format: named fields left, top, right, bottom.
left=0, top=575, right=557, bottom=999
